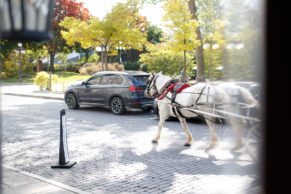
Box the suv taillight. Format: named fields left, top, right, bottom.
left=129, top=85, right=144, bottom=92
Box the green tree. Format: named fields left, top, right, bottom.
left=45, top=0, right=90, bottom=73
left=220, top=0, right=261, bottom=80
left=163, top=0, right=199, bottom=82
left=139, top=43, right=194, bottom=76
left=195, top=0, right=225, bottom=80
left=60, top=1, right=147, bottom=70
left=138, top=0, right=207, bottom=81
left=147, top=24, right=163, bottom=44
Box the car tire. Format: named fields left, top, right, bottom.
left=110, top=97, right=125, bottom=115
left=65, top=93, right=80, bottom=109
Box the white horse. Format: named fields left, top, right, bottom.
left=145, top=72, right=260, bottom=151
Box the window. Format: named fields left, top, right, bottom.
left=87, top=76, right=102, bottom=85
left=100, top=75, right=113, bottom=85
left=111, top=75, right=125, bottom=85
left=131, top=75, right=149, bottom=85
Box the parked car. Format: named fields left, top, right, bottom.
left=65, top=71, right=154, bottom=114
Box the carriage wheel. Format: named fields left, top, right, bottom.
left=246, top=124, right=261, bottom=161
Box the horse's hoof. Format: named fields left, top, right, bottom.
left=184, top=143, right=192, bottom=147
left=152, top=140, right=158, bottom=144
left=205, top=147, right=212, bottom=153
left=205, top=143, right=217, bottom=152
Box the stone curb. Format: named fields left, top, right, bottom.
left=3, top=165, right=92, bottom=194
left=3, top=93, right=64, bottom=101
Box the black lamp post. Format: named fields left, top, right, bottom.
left=118, top=41, right=123, bottom=64
left=0, top=0, right=55, bottom=41
left=17, top=42, right=24, bottom=81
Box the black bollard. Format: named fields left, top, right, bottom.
left=51, top=109, right=76, bottom=168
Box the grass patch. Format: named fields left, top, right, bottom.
left=1, top=71, right=90, bottom=84
left=1, top=75, right=35, bottom=83
left=55, top=71, right=90, bottom=82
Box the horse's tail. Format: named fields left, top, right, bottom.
left=238, top=86, right=261, bottom=111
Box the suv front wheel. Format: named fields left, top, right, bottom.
left=110, top=97, right=125, bottom=115
left=65, top=93, right=80, bottom=109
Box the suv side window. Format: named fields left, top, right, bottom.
left=100, top=75, right=113, bottom=85
left=111, top=75, right=125, bottom=85
left=87, top=75, right=102, bottom=85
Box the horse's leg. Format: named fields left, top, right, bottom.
left=177, top=117, right=193, bottom=146
left=198, top=105, right=219, bottom=151
left=152, top=115, right=166, bottom=144
left=152, top=103, right=168, bottom=144
left=228, top=116, right=245, bottom=151
left=204, top=118, right=219, bottom=152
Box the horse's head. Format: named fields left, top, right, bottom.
left=144, top=73, right=160, bottom=98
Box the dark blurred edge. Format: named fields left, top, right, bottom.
left=265, top=0, right=290, bottom=193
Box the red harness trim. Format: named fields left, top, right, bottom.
left=157, top=83, right=190, bottom=100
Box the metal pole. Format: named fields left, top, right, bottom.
left=209, top=38, right=213, bottom=81
left=119, top=47, right=122, bottom=64
left=49, top=70, right=52, bottom=91
left=48, top=54, right=52, bottom=91
left=18, top=48, right=22, bottom=81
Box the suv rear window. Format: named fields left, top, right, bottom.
left=131, top=75, right=149, bottom=86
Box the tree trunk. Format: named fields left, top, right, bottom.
left=85, top=49, right=89, bottom=63
left=49, top=52, right=55, bottom=73
left=180, top=50, right=188, bottom=83
left=104, top=46, right=108, bottom=70
left=101, top=46, right=104, bottom=71
left=221, top=46, right=228, bottom=80
left=188, top=0, right=206, bottom=82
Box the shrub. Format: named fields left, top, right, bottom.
left=34, top=71, right=59, bottom=91
left=139, top=51, right=194, bottom=76
left=141, top=64, right=148, bottom=72
left=123, top=61, right=140, bottom=71
left=79, top=62, right=124, bottom=75
left=88, top=53, right=100, bottom=63
left=2, top=52, right=34, bottom=78
left=0, top=72, right=7, bottom=79
left=66, top=63, right=82, bottom=73
left=109, top=63, right=124, bottom=71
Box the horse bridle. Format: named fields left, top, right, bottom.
left=146, top=74, right=175, bottom=98
left=146, top=74, right=160, bottom=98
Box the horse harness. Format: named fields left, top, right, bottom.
left=159, top=83, right=214, bottom=119
left=147, top=74, right=217, bottom=121
left=146, top=74, right=178, bottom=98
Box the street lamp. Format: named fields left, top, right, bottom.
left=0, top=0, right=55, bottom=41
left=17, top=42, right=23, bottom=81
left=203, top=33, right=219, bottom=80
left=118, top=41, right=123, bottom=64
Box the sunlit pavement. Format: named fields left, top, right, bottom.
left=1, top=92, right=262, bottom=194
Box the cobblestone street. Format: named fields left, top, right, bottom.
left=1, top=94, right=261, bottom=194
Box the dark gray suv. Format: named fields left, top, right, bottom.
left=65, top=71, right=154, bottom=114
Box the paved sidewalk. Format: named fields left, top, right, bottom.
left=1, top=83, right=64, bottom=100
left=1, top=83, right=262, bottom=194
left=1, top=165, right=89, bottom=194
left=1, top=83, right=77, bottom=194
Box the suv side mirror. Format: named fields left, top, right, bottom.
left=81, top=81, right=86, bottom=85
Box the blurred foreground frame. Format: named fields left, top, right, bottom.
left=0, top=0, right=55, bottom=41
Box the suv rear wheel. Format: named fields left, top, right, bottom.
left=110, top=97, right=125, bottom=115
